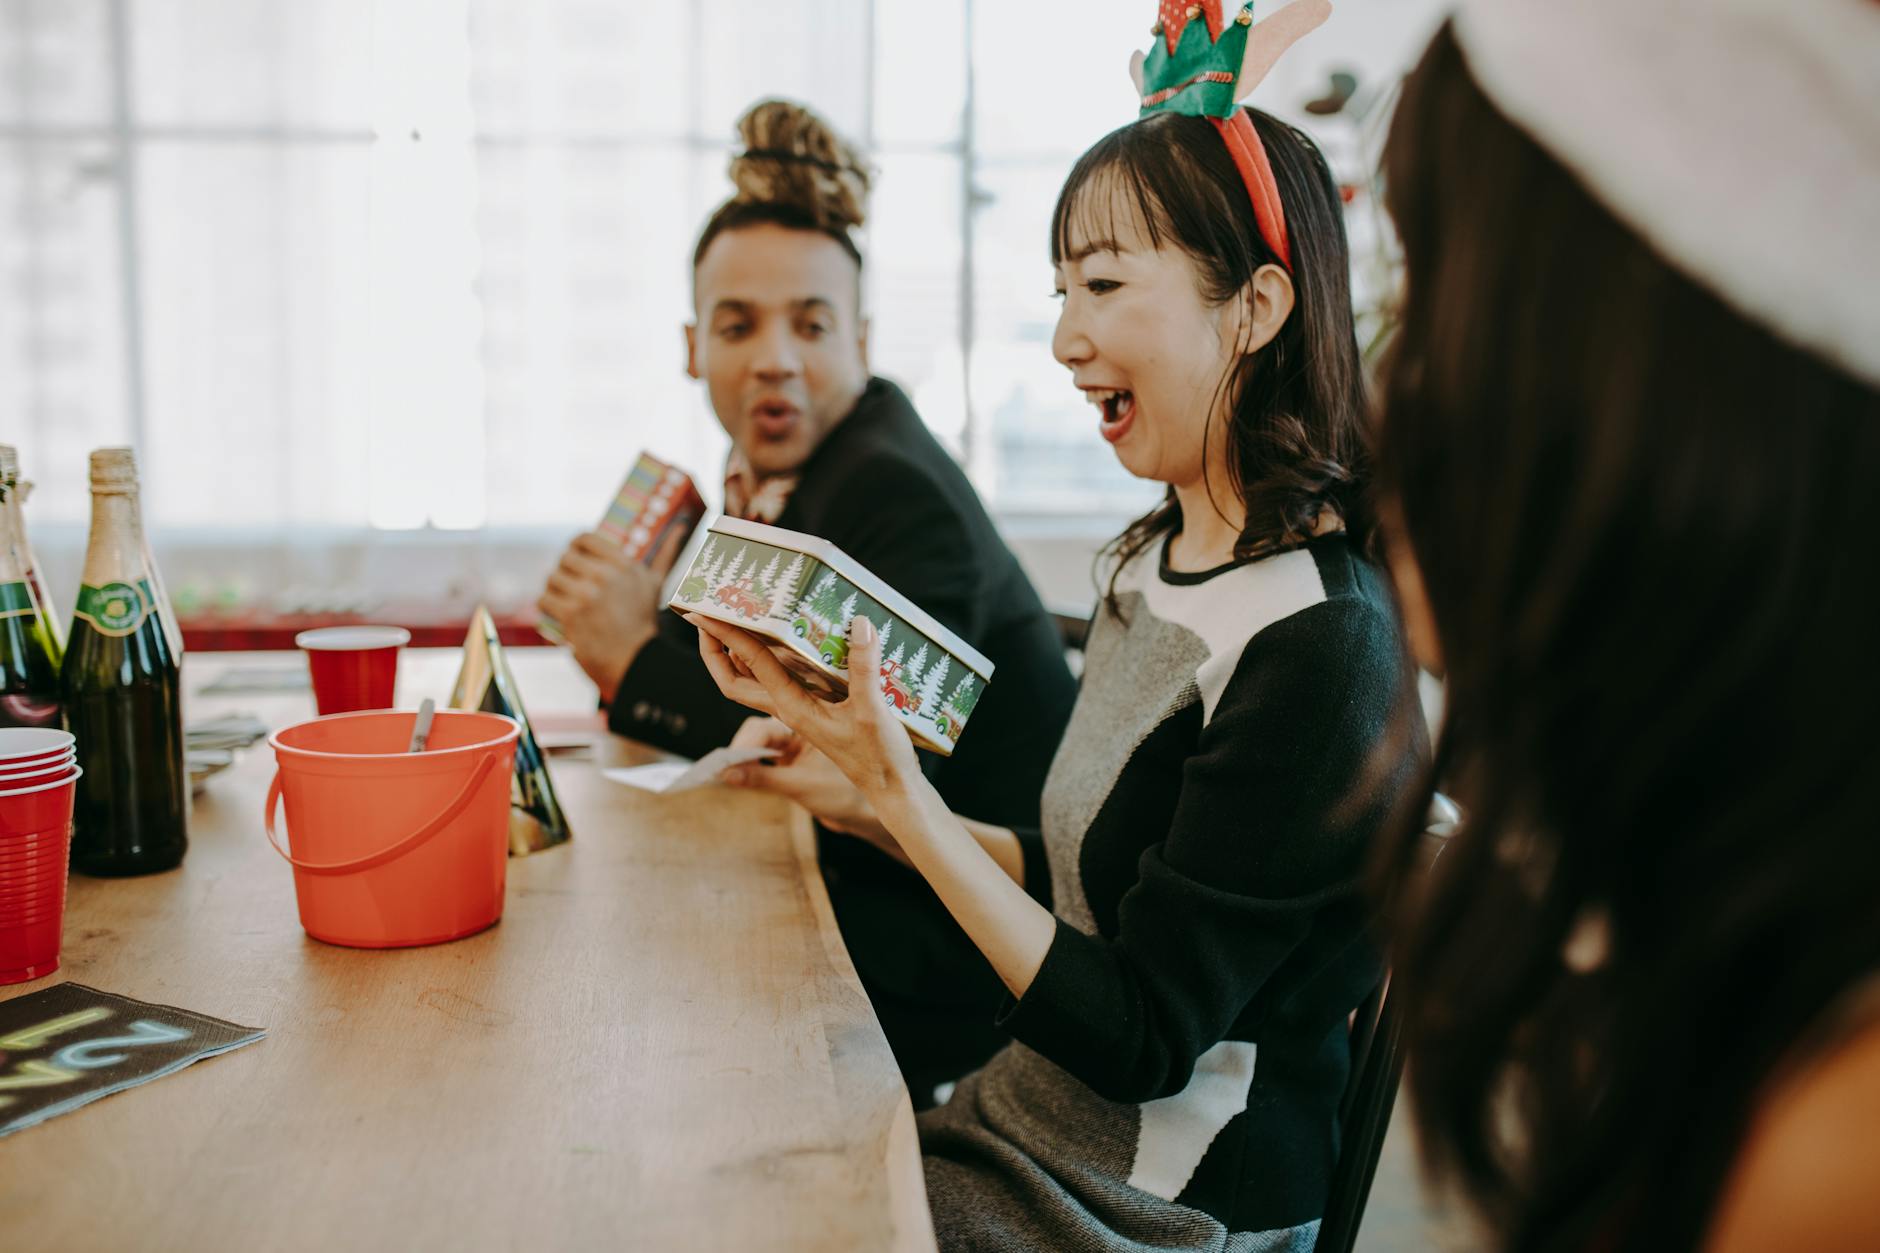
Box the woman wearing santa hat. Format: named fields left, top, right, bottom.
left=1372, top=2, right=1880, bottom=1249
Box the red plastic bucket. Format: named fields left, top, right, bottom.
left=265, top=710, right=520, bottom=948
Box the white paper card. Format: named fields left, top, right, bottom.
left=604, top=746, right=780, bottom=794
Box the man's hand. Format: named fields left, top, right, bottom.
left=538, top=528, right=686, bottom=702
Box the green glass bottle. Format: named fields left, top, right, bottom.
left=63, top=448, right=188, bottom=876
left=0, top=467, right=61, bottom=730
left=0, top=445, right=63, bottom=667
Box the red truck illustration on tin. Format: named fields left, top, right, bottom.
left=878, top=657, right=922, bottom=714
left=712, top=580, right=767, bottom=621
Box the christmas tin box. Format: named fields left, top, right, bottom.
left=666, top=517, right=992, bottom=755
left=541, top=452, right=706, bottom=644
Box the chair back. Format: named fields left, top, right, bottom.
left=1314, top=799, right=1457, bottom=1253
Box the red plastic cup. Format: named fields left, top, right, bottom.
left=0, top=912, right=65, bottom=983
left=0, top=768, right=81, bottom=837
left=0, top=745, right=75, bottom=766
left=0, top=842, right=68, bottom=871
left=0, top=749, right=75, bottom=774
left=0, top=728, right=75, bottom=766
left=0, top=768, right=76, bottom=985
left=0, top=893, right=65, bottom=924
left=0, top=891, right=63, bottom=914
left=0, top=754, right=76, bottom=786
left=0, top=891, right=64, bottom=918
left=0, top=838, right=67, bottom=870
left=296, top=626, right=411, bottom=715
left=0, top=844, right=66, bottom=872
left=0, top=856, right=66, bottom=884
left=0, top=826, right=68, bottom=853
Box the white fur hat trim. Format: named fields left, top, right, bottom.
left=1454, top=0, right=1880, bottom=388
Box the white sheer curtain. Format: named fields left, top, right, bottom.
left=0, top=0, right=1442, bottom=611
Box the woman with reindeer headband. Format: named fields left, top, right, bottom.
left=689, top=4, right=1423, bottom=1246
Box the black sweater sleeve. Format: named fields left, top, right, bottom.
left=814, top=450, right=983, bottom=648
left=606, top=608, right=754, bottom=758
left=994, top=598, right=1402, bottom=1104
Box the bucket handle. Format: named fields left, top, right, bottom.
left=264, top=753, right=502, bottom=877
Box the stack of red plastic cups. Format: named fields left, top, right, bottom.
left=0, top=729, right=83, bottom=985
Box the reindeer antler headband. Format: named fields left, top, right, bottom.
left=1130, top=0, right=1332, bottom=270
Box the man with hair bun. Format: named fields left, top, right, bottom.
left=540, top=99, right=1077, bottom=1103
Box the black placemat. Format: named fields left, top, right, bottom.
left=0, top=982, right=265, bottom=1138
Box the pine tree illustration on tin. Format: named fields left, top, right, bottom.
left=810, top=573, right=846, bottom=623
left=917, top=653, right=949, bottom=718
left=945, top=672, right=980, bottom=719
left=720, top=546, right=749, bottom=588
left=753, top=552, right=783, bottom=604
left=798, top=571, right=837, bottom=622
left=938, top=671, right=980, bottom=741
left=769, top=551, right=808, bottom=619
left=708, top=542, right=733, bottom=598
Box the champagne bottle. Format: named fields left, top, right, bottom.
left=63, top=448, right=188, bottom=876
left=0, top=446, right=63, bottom=665
left=0, top=472, right=61, bottom=730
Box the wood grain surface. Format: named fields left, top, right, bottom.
left=0, top=648, right=934, bottom=1253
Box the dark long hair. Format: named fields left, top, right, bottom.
left=1050, top=107, right=1372, bottom=607
left=1375, top=24, right=1880, bottom=1252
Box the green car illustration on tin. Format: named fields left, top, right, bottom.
left=790, top=615, right=850, bottom=669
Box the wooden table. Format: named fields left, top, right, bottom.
left=0, top=650, right=934, bottom=1253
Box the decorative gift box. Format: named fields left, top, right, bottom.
left=666, top=518, right=993, bottom=755
left=598, top=453, right=706, bottom=557
left=541, top=453, right=706, bottom=644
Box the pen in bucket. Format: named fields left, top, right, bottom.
left=407, top=699, right=436, bottom=754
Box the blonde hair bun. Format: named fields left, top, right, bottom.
left=727, top=99, right=871, bottom=234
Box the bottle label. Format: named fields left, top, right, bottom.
left=0, top=581, right=34, bottom=620
left=75, top=580, right=154, bottom=638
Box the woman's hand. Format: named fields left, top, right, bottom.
left=685, top=612, right=922, bottom=803
left=690, top=613, right=1057, bottom=1002
left=722, top=716, right=901, bottom=857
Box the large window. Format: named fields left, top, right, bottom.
left=3, top=0, right=1441, bottom=556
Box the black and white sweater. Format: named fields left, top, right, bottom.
left=919, top=533, right=1418, bottom=1251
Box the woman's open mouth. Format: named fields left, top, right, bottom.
left=1085, top=388, right=1137, bottom=445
